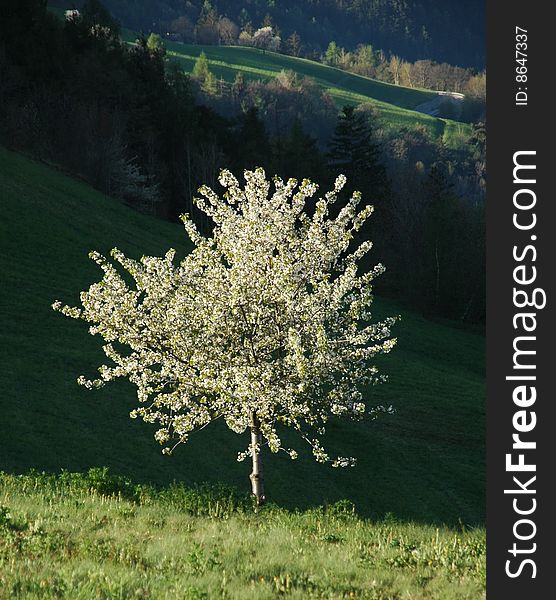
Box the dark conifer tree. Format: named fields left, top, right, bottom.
left=195, top=0, right=220, bottom=44
left=231, top=108, right=271, bottom=173
left=328, top=106, right=387, bottom=201
left=419, top=165, right=459, bottom=314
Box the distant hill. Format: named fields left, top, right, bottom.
left=0, top=145, right=485, bottom=525
left=138, top=38, right=471, bottom=146
left=49, top=0, right=485, bottom=69
left=45, top=5, right=473, bottom=146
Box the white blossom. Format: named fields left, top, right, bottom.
left=64, top=9, right=81, bottom=22
left=53, top=168, right=397, bottom=467
left=252, top=27, right=281, bottom=52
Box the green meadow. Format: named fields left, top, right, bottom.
left=0, top=470, right=485, bottom=599
left=150, top=39, right=470, bottom=144
left=159, top=42, right=435, bottom=109
left=0, top=145, right=484, bottom=522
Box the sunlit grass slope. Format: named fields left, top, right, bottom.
left=0, top=471, right=485, bottom=599
left=150, top=39, right=471, bottom=145
left=163, top=42, right=435, bottom=109
left=0, top=147, right=484, bottom=526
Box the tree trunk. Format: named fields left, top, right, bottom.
left=249, top=413, right=266, bottom=506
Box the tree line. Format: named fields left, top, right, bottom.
left=49, top=0, right=485, bottom=69
left=1, top=1, right=485, bottom=323
left=322, top=42, right=485, bottom=120
left=108, top=0, right=487, bottom=121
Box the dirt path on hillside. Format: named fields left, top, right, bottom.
left=415, top=91, right=465, bottom=118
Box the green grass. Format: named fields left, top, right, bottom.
left=0, top=470, right=485, bottom=599
left=159, top=41, right=435, bottom=109
left=0, top=146, right=484, bottom=528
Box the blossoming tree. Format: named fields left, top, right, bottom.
left=53, top=168, right=397, bottom=505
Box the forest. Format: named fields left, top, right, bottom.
left=50, top=0, right=485, bottom=68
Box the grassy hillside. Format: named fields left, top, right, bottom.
left=163, top=42, right=436, bottom=109
left=152, top=40, right=471, bottom=145
left=0, top=470, right=485, bottom=599
left=0, top=146, right=484, bottom=527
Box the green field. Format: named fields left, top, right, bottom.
left=159, top=41, right=435, bottom=109
left=143, top=38, right=471, bottom=145
left=0, top=145, right=484, bottom=526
